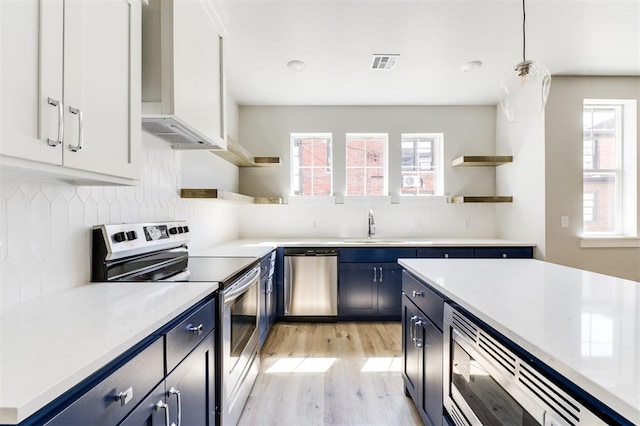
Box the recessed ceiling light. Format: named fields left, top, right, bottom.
left=287, top=59, right=306, bottom=72
left=460, top=60, right=483, bottom=73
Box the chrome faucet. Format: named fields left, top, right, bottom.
left=367, top=210, right=376, bottom=239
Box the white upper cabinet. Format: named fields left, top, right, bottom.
left=0, top=0, right=141, bottom=184
left=141, top=0, right=227, bottom=150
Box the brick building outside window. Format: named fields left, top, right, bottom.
left=291, top=133, right=333, bottom=196
left=346, top=133, right=387, bottom=196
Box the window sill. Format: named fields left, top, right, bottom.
left=287, top=196, right=336, bottom=205
left=580, top=236, right=640, bottom=248
left=339, top=196, right=392, bottom=205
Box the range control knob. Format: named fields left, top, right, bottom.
left=169, top=227, right=178, bottom=235
left=183, top=226, right=189, bottom=233
left=177, top=227, right=184, bottom=234
left=125, top=231, right=137, bottom=241
left=112, top=232, right=126, bottom=243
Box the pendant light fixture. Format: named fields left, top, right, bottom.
left=499, top=0, right=551, bottom=122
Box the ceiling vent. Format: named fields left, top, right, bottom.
left=370, top=54, right=399, bottom=70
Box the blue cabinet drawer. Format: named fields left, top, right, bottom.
left=339, top=248, right=416, bottom=263
left=473, top=247, right=534, bottom=258
left=402, top=271, right=446, bottom=331
left=44, top=338, right=164, bottom=426
left=165, top=298, right=215, bottom=374
left=416, top=247, right=473, bottom=258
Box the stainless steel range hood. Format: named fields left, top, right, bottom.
left=141, top=0, right=227, bottom=150
left=141, top=116, right=220, bottom=149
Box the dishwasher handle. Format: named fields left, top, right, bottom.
left=283, top=248, right=337, bottom=256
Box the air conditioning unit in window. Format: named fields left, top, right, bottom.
left=402, top=175, right=421, bottom=188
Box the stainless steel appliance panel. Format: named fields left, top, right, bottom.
left=283, top=249, right=337, bottom=316
left=222, top=265, right=261, bottom=426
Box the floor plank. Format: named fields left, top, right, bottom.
left=238, top=322, right=422, bottom=426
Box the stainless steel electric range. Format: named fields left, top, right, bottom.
left=91, top=221, right=261, bottom=426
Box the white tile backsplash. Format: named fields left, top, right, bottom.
left=0, top=133, right=240, bottom=308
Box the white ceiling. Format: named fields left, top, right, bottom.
left=212, top=0, right=640, bottom=106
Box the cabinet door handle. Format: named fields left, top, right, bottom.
left=414, top=320, right=423, bottom=348
left=187, top=323, right=203, bottom=336
left=115, top=386, right=133, bottom=407
left=378, top=267, right=383, bottom=283
left=168, top=387, right=182, bottom=426
left=373, top=266, right=377, bottom=282
left=409, top=315, right=417, bottom=341
left=412, top=290, right=424, bottom=298
left=155, top=400, right=170, bottom=426
left=68, top=106, right=84, bottom=152
left=47, top=97, right=64, bottom=147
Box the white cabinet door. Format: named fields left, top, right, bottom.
left=0, top=0, right=64, bottom=165
left=172, top=0, right=226, bottom=147
left=62, top=0, right=140, bottom=180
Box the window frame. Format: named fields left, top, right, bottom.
left=290, top=133, right=333, bottom=197
left=582, top=99, right=637, bottom=238
left=400, top=133, right=444, bottom=196
left=345, top=133, right=389, bottom=197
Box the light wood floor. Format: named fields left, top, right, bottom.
left=238, top=322, right=422, bottom=426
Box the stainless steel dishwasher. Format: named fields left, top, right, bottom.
left=283, top=248, right=338, bottom=317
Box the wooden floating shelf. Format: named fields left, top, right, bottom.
left=181, top=189, right=283, bottom=204
left=212, top=137, right=282, bottom=167
left=451, top=156, right=513, bottom=167
left=451, top=196, right=513, bottom=204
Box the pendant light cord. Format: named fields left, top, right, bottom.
left=522, top=0, right=527, bottom=63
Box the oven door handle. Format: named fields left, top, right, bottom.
left=224, top=267, right=260, bottom=302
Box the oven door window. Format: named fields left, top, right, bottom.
left=229, top=284, right=258, bottom=357
left=451, top=341, right=539, bottom=425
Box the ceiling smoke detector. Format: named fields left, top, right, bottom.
left=370, top=54, right=399, bottom=70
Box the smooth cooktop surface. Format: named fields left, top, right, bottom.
left=168, top=256, right=259, bottom=284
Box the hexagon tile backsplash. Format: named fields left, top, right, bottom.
left=0, top=133, right=240, bottom=308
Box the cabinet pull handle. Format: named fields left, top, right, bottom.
left=409, top=315, right=417, bottom=341
left=414, top=320, right=423, bottom=348
left=68, top=106, right=84, bottom=152
left=47, top=97, right=63, bottom=147
left=378, top=266, right=383, bottom=283
left=168, top=387, right=182, bottom=426
left=373, top=266, right=377, bottom=282
left=187, top=323, right=204, bottom=335
left=412, top=290, right=424, bottom=298
left=115, top=386, right=134, bottom=407
left=155, top=400, right=170, bottom=426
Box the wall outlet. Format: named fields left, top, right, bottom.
left=560, top=216, right=569, bottom=228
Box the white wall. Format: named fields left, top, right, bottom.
left=181, top=96, right=241, bottom=192
left=237, top=105, right=501, bottom=239
left=0, top=133, right=240, bottom=308
left=544, top=76, right=640, bottom=281
left=495, top=113, right=546, bottom=258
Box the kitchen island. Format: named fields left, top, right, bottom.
left=399, top=258, right=640, bottom=425
left=0, top=282, right=218, bottom=425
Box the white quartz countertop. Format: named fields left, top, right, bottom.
left=191, top=238, right=535, bottom=258
left=398, top=258, right=640, bottom=424
left=0, top=281, right=218, bottom=424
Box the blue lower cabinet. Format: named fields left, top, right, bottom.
left=338, top=262, right=403, bottom=319
left=165, top=331, right=216, bottom=426
left=473, top=246, right=534, bottom=258
left=43, top=338, right=164, bottom=426
left=416, top=247, right=473, bottom=259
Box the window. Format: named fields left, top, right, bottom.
left=401, top=133, right=443, bottom=196
left=291, top=133, right=333, bottom=196
left=582, top=100, right=637, bottom=236
left=346, top=133, right=388, bottom=196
